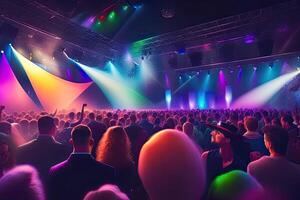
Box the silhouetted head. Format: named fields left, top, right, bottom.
left=38, top=116, right=56, bottom=136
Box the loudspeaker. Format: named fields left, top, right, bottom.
left=0, top=23, right=19, bottom=49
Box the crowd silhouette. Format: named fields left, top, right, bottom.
left=0, top=104, right=300, bottom=200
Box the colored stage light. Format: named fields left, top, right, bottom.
left=0, top=54, right=38, bottom=111
left=165, top=90, right=172, bottom=109
left=11, top=46, right=92, bottom=111
left=140, top=60, right=157, bottom=85
left=198, top=91, right=206, bottom=109
left=1, top=50, right=4, bottom=54
left=74, top=60, right=150, bottom=109
left=225, top=86, right=232, bottom=108
left=108, top=11, right=116, bottom=20
left=189, top=92, right=196, bottom=109
left=244, top=35, right=255, bottom=44
left=232, top=70, right=300, bottom=108
left=122, top=5, right=129, bottom=11
left=125, top=52, right=132, bottom=62
left=99, top=15, right=105, bottom=21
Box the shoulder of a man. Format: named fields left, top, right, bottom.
left=247, top=156, right=270, bottom=174
left=49, top=159, right=69, bottom=176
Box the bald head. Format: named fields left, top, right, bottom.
left=138, top=129, right=205, bottom=200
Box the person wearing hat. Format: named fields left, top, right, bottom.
left=202, top=122, right=250, bottom=188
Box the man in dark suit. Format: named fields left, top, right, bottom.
left=16, top=115, right=70, bottom=182
left=48, top=125, right=116, bottom=200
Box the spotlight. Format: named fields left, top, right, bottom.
left=179, top=76, right=182, bottom=80
left=189, top=75, right=192, bottom=79
left=244, top=35, right=255, bottom=44
left=297, top=67, right=300, bottom=71
left=122, top=5, right=129, bottom=11
left=254, top=67, right=257, bottom=71
left=269, top=64, right=273, bottom=69
left=0, top=50, right=4, bottom=54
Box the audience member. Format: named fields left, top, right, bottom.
left=96, top=126, right=147, bottom=199
left=248, top=125, right=300, bottom=200
left=139, top=112, right=153, bottom=135
left=152, top=118, right=162, bottom=134
left=281, top=114, right=299, bottom=138
left=202, top=122, right=249, bottom=187
left=48, top=125, right=116, bottom=200
left=243, top=116, right=268, bottom=159
left=183, top=122, right=194, bottom=139
left=0, top=121, right=12, bottom=135
left=87, top=112, right=107, bottom=157
left=16, top=116, right=70, bottom=182
left=125, top=114, right=148, bottom=163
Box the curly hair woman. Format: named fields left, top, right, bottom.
left=96, top=126, right=147, bottom=200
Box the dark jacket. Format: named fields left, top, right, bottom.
left=16, top=135, right=70, bottom=182
left=48, top=154, right=116, bottom=200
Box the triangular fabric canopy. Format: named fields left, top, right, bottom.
left=0, top=54, right=38, bottom=112
left=12, top=48, right=93, bottom=111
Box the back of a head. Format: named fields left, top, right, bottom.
left=88, top=112, right=96, bottom=120
left=0, top=122, right=12, bottom=135
left=244, top=116, right=258, bottom=132
left=263, top=125, right=289, bottom=155
left=38, top=116, right=55, bottom=135
left=154, top=118, right=160, bottom=125
left=138, top=129, right=206, bottom=200
left=0, top=165, right=44, bottom=200
left=141, top=112, right=147, bottom=120
left=129, top=114, right=136, bottom=123
left=183, top=122, right=194, bottom=137
left=230, top=112, right=238, bottom=122
left=84, top=184, right=129, bottom=200
left=207, top=170, right=264, bottom=200
left=68, top=112, right=75, bottom=120
left=97, top=126, right=132, bottom=168
left=281, top=114, right=294, bottom=125
left=71, top=125, right=92, bottom=147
